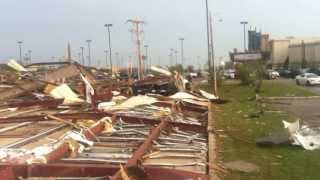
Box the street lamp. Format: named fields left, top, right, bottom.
left=17, top=41, right=23, bottom=64
left=144, top=45, right=149, bottom=72
left=80, top=47, right=85, bottom=65
left=28, top=50, right=32, bottom=64
left=178, top=38, right=184, bottom=67
left=86, top=40, right=92, bottom=66
left=240, top=21, right=248, bottom=51
left=104, top=24, right=113, bottom=72
left=174, top=50, right=178, bottom=66
left=104, top=50, right=108, bottom=69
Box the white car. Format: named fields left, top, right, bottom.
left=267, top=70, right=280, bottom=79
left=296, top=73, right=320, bottom=86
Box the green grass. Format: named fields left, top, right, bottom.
left=200, top=80, right=320, bottom=180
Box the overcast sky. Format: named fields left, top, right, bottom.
left=0, top=0, right=319, bottom=67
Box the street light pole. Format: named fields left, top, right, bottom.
left=80, top=47, right=85, bottom=65
left=179, top=38, right=184, bottom=67
left=104, top=50, right=108, bottom=69
left=17, top=41, right=23, bottom=64
left=104, top=24, right=113, bottom=73
left=86, top=40, right=92, bottom=66
left=174, top=50, right=178, bottom=66
left=144, top=45, right=149, bottom=72
left=240, top=21, right=248, bottom=51
left=28, top=50, right=32, bottom=64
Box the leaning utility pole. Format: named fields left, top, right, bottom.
left=127, top=19, right=145, bottom=80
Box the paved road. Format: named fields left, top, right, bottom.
left=277, top=78, right=320, bottom=95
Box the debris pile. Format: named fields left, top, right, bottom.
left=0, top=60, right=216, bottom=179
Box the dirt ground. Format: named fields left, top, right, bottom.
left=269, top=99, right=320, bottom=127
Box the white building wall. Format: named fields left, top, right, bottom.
left=270, top=40, right=290, bottom=65
left=288, top=45, right=302, bottom=63
left=305, top=44, right=315, bottom=62
left=314, top=43, right=320, bottom=63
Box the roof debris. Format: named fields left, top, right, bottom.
left=0, top=61, right=215, bottom=179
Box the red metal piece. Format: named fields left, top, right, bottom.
left=127, top=120, right=168, bottom=166
left=111, top=120, right=169, bottom=180
left=84, top=120, right=105, bottom=140
left=1, top=99, right=64, bottom=108
left=0, top=163, right=209, bottom=180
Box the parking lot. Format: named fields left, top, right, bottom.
left=265, top=78, right=320, bottom=127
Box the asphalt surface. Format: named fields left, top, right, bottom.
left=278, top=78, right=320, bottom=95
left=268, top=78, right=320, bottom=126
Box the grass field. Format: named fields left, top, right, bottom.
left=200, top=80, right=320, bottom=180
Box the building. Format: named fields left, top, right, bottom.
left=267, top=37, right=320, bottom=69
left=269, top=39, right=290, bottom=68
left=289, top=40, right=320, bottom=68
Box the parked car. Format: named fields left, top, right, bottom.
left=265, top=69, right=280, bottom=79
left=224, top=69, right=236, bottom=79
left=296, top=73, right=320, bottom=86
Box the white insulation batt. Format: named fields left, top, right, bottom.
left=50, top=84, right=84, bottom=105
left=7, top=59, right=28, bottom=72
left=283, top=120, right=320, bottom=150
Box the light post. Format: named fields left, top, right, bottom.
left=240, top=21, right=248, bottom=51
left=179, top=38, right=184, bottom=67
left=104, top=50, right=108, bottom=69
left=174, top=50, right=178, bottom=66
left=80, top=47, right=85, bottom=65
left=104, top=24, right=113, bottom=72
left=28, top=50, right=32, bottom=64
left=17, top=41, right=23, bottom=64
left=144, top=45, right=149, bottom=72
left=86, top=40, right=92, bottom=66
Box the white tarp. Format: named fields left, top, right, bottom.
left=7, top=59, right=28, bottom=72
left=49, top=84, right=84, bottom=105
left=283, top=120, right=320, bottom=150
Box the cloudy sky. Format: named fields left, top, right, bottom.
left=0, top=0, right=318, bottom=67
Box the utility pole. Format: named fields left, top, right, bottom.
left=170, top=48, right=174, bottom=66
left=115, top=52, right=119, bottom=69
left=104, top=24, right=113, bottom=72
left=240, top=21, right=248, bottom=51
left=204, top=0, right=212, bottom=91
left=144, top=45, right=149, bottom=72
left=80, top=47, right=85, bottom=65
left=179, top=38, right=184, bottom=67
left=104, top=50, right=108, bottom=69
left=127, top=19, right=145, bottom=80
left=28, top=50, right=32, bottom=64
left=86, top=40, right=92, bottom=66
left=174, top=50, right=178, bottom=66
left=209, top=12, right=217, bottom=95
left=67, top=42, right=72, bottom=63
left=17, top=41, right=23, bottom=64
left=78, top=52, right=81, bottom=64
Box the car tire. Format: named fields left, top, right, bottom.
left=307, top=81, right=311, bottom=86
left=296, top=80, right=300, bottom=85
